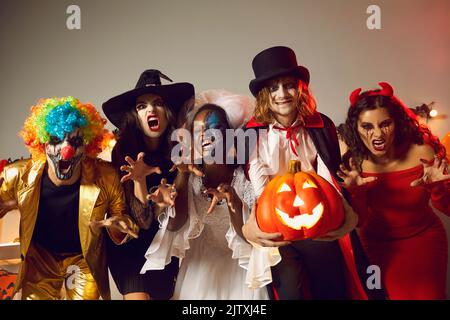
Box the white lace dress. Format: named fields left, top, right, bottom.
left=140, top=167, right=280, bottom=300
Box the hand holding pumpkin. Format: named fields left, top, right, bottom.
left=256, top=161, right=346, bottom=241
left=337, top=157, right=377, bottom=189
left=242, top=204, right=291, bottom=247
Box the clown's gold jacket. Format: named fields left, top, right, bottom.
left=0, top=157, right=139, bottom=299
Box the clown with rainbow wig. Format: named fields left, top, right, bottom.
left=0, top=97, right=139, bottom=300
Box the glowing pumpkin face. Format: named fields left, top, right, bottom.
left=256, top=161, right=345, bottom=241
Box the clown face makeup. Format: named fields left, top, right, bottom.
left=135, top=93, right=169, bottom=139
left=193, top=109, right=228, bottom=160
left=267, top=76, right=300, bottom=123
left=45, top=129, right=85, bottom=181
left=357, top=107, right=395, bottom=158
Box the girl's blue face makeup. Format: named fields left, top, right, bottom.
left=193, top=109, right=228, bottom=159
left=204, top=112, right=224, bottom=130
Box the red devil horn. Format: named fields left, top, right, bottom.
left=349, top=88, right=362, bottom=107
left=378, top=82, right=394, bottom=97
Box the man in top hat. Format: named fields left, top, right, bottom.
left=0, top=96, right=139, bottom=299
left=242, top=46, right=378, bottom=299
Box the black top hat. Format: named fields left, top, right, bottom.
left=249, top=46, right=310, bottom=97
left=102, top=69, right=194, bottom=129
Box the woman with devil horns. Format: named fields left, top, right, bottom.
left=338, top=82, right=450, bottom=299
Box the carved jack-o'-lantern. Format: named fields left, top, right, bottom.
left=256, top=161, right=345, bottom=241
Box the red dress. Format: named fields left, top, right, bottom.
left=350, top=165, right=449, bottom=299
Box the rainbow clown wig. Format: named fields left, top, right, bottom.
left=20, top=96, right=111, bottom=160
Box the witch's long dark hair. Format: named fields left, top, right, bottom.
left=340, top=94, right=445, bottom=171
left=111, top=104, right=176, bottom=227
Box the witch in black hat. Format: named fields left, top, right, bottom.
left=102, top=69, right=194, bottom=300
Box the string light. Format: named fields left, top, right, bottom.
left=429, top=109, right=438, bottom=118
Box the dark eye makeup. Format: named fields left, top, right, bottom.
left=380, top=120, right=393, bottom=128
left=135, top=103, right=146, bottom=111
left=361, top=123, right=373, bottom=130
left=284, top=82, right=297, bottom=89
left=49, top=136, right=62, bottom=145
left=68, top=136, right=83, bottom=147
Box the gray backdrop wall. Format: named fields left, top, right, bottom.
left=0, top=0, right=449, bottom=299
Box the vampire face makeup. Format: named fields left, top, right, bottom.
left=267, top=76, right=301, bottom=124
left=45, top=129, right=85, bottom=181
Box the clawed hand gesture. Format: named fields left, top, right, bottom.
left=169, top=162, right=204, bottom=178
left=120, top=152, right=162, bottom=183
left=203, top=184, right=237, bottom=215
left=337, top=157, right=377, bottom=189
left=411, top=155, right=449, bottom=187
left=90, top=215, right=139, bottom=239
left=147, top=178, right=178, bottom=208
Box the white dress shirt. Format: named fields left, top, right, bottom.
left=248, top=119, right=336, bottom=197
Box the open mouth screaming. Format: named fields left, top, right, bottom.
left=49, top=153, right=82, bottom=180
left=147, top=114, right=160, bottom=132
left=372, top=138, right=386, bottom=151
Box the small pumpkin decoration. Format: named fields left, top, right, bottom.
left=0, top=269, right=16, bottom=300
left=256, top=160, right=345, bottom=241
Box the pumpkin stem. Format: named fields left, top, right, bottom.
left=288, top=160, right=302, bottom=173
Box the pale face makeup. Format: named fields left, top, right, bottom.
left=45, top=128, right=85, bottom=181
left=357, top=107, right=395, bottom=158
left=135, top=93, right=169, bottom=139
left=267, top=76, right=301, bottom=125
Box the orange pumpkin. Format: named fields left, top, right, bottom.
left=256, top=160, right=345, bottom=241
left=0, top=270, right=16, bottom=300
